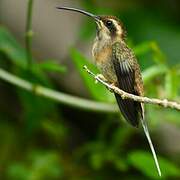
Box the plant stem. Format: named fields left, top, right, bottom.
left=0, top=68, right=119, bottom=113
left=25, top=0, right=34, bottom=68
left=0, top=63, right=175, bottom=113
left=84, top=66, right=180, bottom=111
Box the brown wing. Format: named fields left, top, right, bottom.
left=112, top=42, right=143, bottom=127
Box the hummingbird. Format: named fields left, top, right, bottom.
left=56, top=6, right=161, bottom=176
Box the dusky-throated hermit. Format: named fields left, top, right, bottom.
left=56, top=6, right=161, bottom=176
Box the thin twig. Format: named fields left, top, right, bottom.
left=0, top=68, right=119, bottom=113
left=83, top=65, right=180, bottom=111
left=25, top=0, right=34, bottom=67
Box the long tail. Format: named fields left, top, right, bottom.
left=140, top=118, right=162, bottom=177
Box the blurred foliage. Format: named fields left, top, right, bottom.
left=128, top=151, right=180, bottom=179
left=7, top=150, right=63, bottom=180
left=70, top=48, right=114, bottom=102
left=0, top=0, right=180, bottom=180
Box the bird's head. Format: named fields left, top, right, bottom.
left=56, top=7, right=126, bottom=42
left=95, top=16, right=126, bottom=42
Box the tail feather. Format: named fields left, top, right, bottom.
left=141, top=118, right=162, bottom=177
left=114, top=93, right=139, bottom=127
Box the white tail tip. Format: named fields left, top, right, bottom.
left=141, top=119, right=162, bottom=177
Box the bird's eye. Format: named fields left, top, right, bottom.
left=106, top=20, right=113, bottom=27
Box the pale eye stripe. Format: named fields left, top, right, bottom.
left=110, top=19, right=122, bottom=35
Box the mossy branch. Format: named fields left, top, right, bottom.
left=83, top=66, right=180, bottom=111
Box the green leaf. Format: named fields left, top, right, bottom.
left=150, top=42, right=166, bottom=64
left=134, top=41, right=166, bottom=64
left=70, top=48, right=114, bottom=102
left=29, top=151, right=63, bottom=179
left=134, top=41, right=154, bottom=56
left=165, top=70, right=179, bottom=99
left=17, top=89, right=57, bottom=135
left=7, top=151, right=63, bottom=180
left=142, top=65, right=167, bottom=85
left=0, top=27, right=56, bottom=86
left=147, top=106, right=180, bottom=127
left=114, top=157, right=128, bottom=171
left=0, top=26, right=27, bottom=68
left=128, top=151, right=180, bottom=179
left=7, top=164, right=30, bottom=180
left=90, top=153, right=104, bottom=170
left=15, top=69, right=57, bottom=135
left=42, top=120, right=67, bottom=141
left=111, top=126, right=133, bottom=149
left=35, top=61, right=67, bottom=74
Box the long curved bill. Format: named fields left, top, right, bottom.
left=56, top=6, right=100, bottom=22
